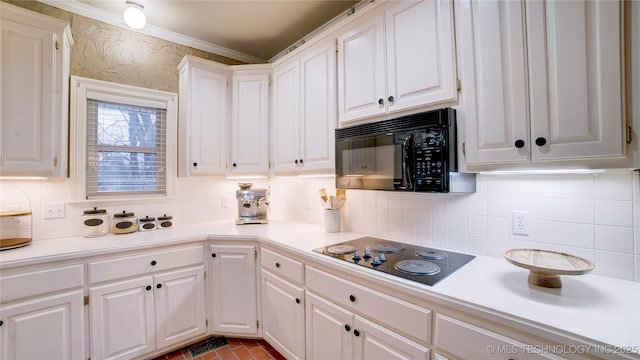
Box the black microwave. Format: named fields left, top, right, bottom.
left=335, top=108, right=475, bottom=193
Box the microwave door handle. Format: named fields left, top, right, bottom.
left=402, top=134, right=414, bottom=190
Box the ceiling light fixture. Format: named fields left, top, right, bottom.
left=123, top=1, right=146, bottom=30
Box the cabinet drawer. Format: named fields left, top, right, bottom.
left=89, top=244, right=204, bottom=284
left=435, top=314, right=560, bottom=360
left=261, top=248, right=304, bottom=285
left=306, top=266, right=431, bottom=344
left=0, top=264, right=84, bottom=303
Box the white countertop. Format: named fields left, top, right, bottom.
left=1, top=220, right=639, bottom=356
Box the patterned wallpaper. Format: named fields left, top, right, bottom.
left=3, top=0, right=245, bottom=93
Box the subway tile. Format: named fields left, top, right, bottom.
left=487, top=196, right=509, bottom=217
left=562, top=222, right=595, bottom=248
left=449, top=231, right=467, bottom=251
left=530, top=220, right=563, bottom=245
left=534, top=175, right=562, bottom=198
left=510, top=176, right=534, bottom=198
left=415, top=210, right=432, bottom=228
left=532, top=198, right=562, bottom=222
left=449, top=196, right=467, bottom=214
left=562, top=199, right=594, bottom=224
left=449, top=214, right=467, bottom=233
left=401, top=192, right=417, bottom=210
left=389, top=208, right=402, bottom=225
left=467, top=215, right=487, bottom=236
left=467, top=194, right=487, bottom=216
left=487, top=216, right=510, bottom=238
left=594, top=173, right=633, bottom=200
left=595, top=200, right=633, bottom=227
left=467, top=234, right=487, bottom=254
left=487, top=236, right=511, bottom=258
left=401, top=225, right=417, bottom=244
left=432, top=212, right=449, bottom=231
left=401, top=209, right=416, bottom=227
left=487, top=177, right=510, bottom=196
left=594, top=251, right=635, bottom=281
left=561, top=175, right=594, bottom=199
left=595, top=225, right=634, bottom=254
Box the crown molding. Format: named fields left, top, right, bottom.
left=37, top=0, right=266, bottom=64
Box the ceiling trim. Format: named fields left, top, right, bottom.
left=37, top=0, right=266, bottom=64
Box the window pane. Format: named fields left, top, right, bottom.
left=86, top=99, right=166, bottom=198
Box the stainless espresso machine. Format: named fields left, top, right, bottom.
left=236, top=183, right=269, bottom=225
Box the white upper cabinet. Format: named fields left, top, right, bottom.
left=178, top=55, right=230, bottom=176
left=230, top=67, right=270, bottom=175
left=272, top=39, right=336, bottom=174
left=337, top=0, right=457, bottom=126
left=457, top=0, right=626, bottom=170
left=0, top=3, right=73, bottom=177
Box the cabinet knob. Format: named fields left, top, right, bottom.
left=193, top=162, right=198, bottom=167
left=514, top=139, right=525, bottom=148
left=275, top=262, right=280, bottom=268
left=299, top=159, right=304, bottom=164
left=388, top=96, right=394, bottom=102
left=0, top=320, right=3, bottom=327
left=344, top=324, right=351, bottom=332
left=294, top=159, right=299, bottom=164
left=353, top=329, right=360, bottom=337
left=146, top=285, right=152, bottom=291
left=156, top=283, right=162, bottom=289
left=232, top=163, right=237, bottom=168
left=150, top=260, right=157, bottom=266
left=211, top=253, right=216, bottom=258
left=349, top=294, right=356, bottom=302
left=295, top=298, right=300, bottom=304
left=378, top=98, right=384, bottom=105
left=535, top=137, right=547, bottom=146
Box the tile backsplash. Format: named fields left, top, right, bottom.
left=1, top=170, right=638, bottom=282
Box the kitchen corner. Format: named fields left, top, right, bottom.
left=1, top=219, right=638, bottom=358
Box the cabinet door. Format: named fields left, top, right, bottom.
left=154, top=266, right=206, bottom=350
left=337, top=13, right=386, bottom=125
left=90, top=276, right=156, bottom=360
left=231, top=73, right=270, bottom=175
left=527, top=0, right=624, bottom=161
left=353, top=315, right=429, bottom=360
left=299, top=40, right=336, bottom=172
left=455, top=0, right=530, bottom=165
left=179, top=62, right=228, bottom=176
left=0, top=290, right=84, bottom=360
left=210, top=245, right=258, bottom=336
left=272, top=59, right=301, bottom=172
left=305, top=292, right=352, bottom=360
left=385, top=0, right=457, bottom=113
left=261, top=269, right=305, bottom=360
left=1, top=15, right=60, bottom=177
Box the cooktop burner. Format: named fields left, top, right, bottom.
left=313, top=236, right=475, bottom=286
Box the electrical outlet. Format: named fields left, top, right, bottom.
left=512, top=210, right=529, bottom=235
left=43, top=202, right=65, bottom=219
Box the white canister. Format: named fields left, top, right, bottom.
left=324, top=209, right=342, bottom=233
left=111, top=211, right=138, bottom=234
left=82, top=207, right=110, bottom=237
left=157, top=214, right=174, bottom=229
left=138, top=216, right=156, bottom=231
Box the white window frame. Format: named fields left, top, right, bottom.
left=70, top=76, right=177, bottom=201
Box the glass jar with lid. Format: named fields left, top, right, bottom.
left=82, top=207, right=110, bottom=237
left=111, top=211, right=138, bottom=234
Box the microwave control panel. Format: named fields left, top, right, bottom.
left=414, top=129, right=447, bottom=191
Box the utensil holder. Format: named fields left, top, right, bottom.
left=324, top=209, right=342, bottom=233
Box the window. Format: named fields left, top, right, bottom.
left=71, top=77, right=177, bottom=200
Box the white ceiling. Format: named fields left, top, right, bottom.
left=45, top=0, right=360, bottom=63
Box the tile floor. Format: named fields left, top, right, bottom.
left=153, top=337, right=286, bottom=360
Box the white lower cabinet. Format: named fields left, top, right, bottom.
left=306, top=291, right=429, bottom=360
left=0, top=290, right=84, bottom=360
left=261, top=269, right=305, bottom=360
left=0, top=263, right=85, bottom=360
left=88, top=245, right=206, bottom=360
left=209, top=244, right=258, bottom=336
left=434, top=314, right=561, bottom=360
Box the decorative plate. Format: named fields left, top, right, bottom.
left=503, top=248, right=594, bottom=288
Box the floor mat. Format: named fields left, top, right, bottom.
left=188, top=336, right=228, bottom=358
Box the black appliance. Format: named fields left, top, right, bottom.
left=335, top=108, right=475, bottom=193
left=313, top=237, right=475, bottom=286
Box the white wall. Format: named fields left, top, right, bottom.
left=1, top=170, right=638, bottom=282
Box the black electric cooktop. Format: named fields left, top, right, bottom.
left=313, top=236, right=475, bottom=286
